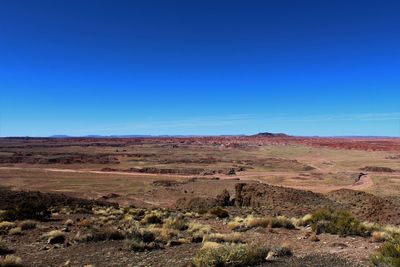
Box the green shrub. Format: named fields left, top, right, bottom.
left=370, top=235, right=400, bottom=267
left=310, top=208, right=370, bottom=237
left=193, top=243, right=269, bottom=267
left=1, top=201, right=50, bottom=221
left=209, top=207, right=229, bottom=219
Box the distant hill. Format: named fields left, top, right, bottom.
left=49, top=135, right=71, bottom=138
left=253, top=132, right=289, bottom=137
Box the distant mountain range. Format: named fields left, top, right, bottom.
left=1, top=133, right=396, bottom=139
left=49, top=133, right=285, bottom=138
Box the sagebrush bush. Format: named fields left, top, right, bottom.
left=193, top=243, right=269, bottom=267
left=370, top=235, right=400, bottom=267
left=310, top=208, right=370, bottom=237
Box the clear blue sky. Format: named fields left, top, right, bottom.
left=1, top=0, right=399, bottom=137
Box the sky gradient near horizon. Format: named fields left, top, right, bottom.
left=1, top=0, right=400, bottom=137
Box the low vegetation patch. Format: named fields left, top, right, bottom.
left=208, top=207, right=229, bottom=219
left=228, top=215, right=295, bottom=231
left=0, top=241, right=13, bottom=255
left=75, top=227, right=125, bottom=243
left=1, top=200, right=50, bottom=222
left=124, top=239, right=146, bottom=252
left=163, top=216, right=188, bottom=231
left=8, top=228, right=22, bottom=236
left=0, top=255, right=23, bottom=267
left=43, top=230, right=65, bottom=244
left=64, top=219, right=74, bottom=227
left=203, top=233, right=243, bottom=243
left=146, top=225, right=178, bottom=244
left=19, top=220, right=37, bottom=230
left=310, top=208, right=370, bottom=237
left=193, top=242, right=269, bottom=267
left=0, top=222, right=15, bottom=233
left=370, top=235, right=400, bottom=267
left=141, top=212, right=164, bottom=225
left=188, top=222, right=212, bottom=242
left=372, top=231, right=390, bottom=243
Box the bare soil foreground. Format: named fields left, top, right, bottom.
left=0, top=136, right=400, bottom=267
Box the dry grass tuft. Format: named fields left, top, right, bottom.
left=147, top=225, right=178, bottom=244
left=244, top=215, right=270, bottom=228
left=193, top=242, right=269, bottom=267
left=0, top=255, right=23, bottom=267
left=64, top=219, right=74, bottom=227
left=124, top=239, right=146, bottom=252
left=372, top=231, right=390, bottom=243
left=141, top=212, right=163, bottom=225
left=229, top=215, right=295, bottom=231
left=8, top=228, right=22, bottom=236
left=74, top=227, right=125, bottom=243
left=0, top=223, right=16, bottom=232
left=43, top=230, right=65, bottom=244
left=0, top=241, right=13, bottom=256
left=19, top=220, right=36, bottom=230
left=203, top=233, right=243, bottom=244
left=370, top=235, right=400, bottom=267
left=78, top=219, right=94, bottom=228
left=188, top=222, right=212, bottom=242
left=163, top=216, right=188, bottom=231
left=208, top=207, right=229, bottom=219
